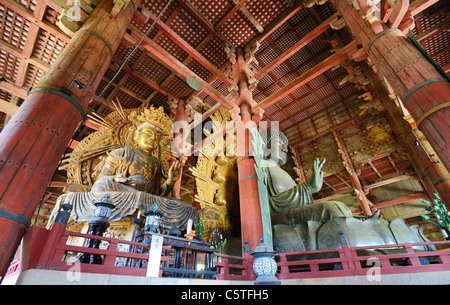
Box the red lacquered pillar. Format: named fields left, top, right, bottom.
left=233, top=48, right=264, bottom=255
left=0, top=0, right=140, bottom=278
left=335, top=0, right=450, bottom=172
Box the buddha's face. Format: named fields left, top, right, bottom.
left=269, top=137, right=289, bottom=166
left=135, top=125, right=162, bottom=154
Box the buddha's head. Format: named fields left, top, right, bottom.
left=260, top=129, right=289, bottom=166
left=134, top=123, right=163, bottom=154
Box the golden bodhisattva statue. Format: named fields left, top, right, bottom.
left=49, top=106, right=197, bottom=231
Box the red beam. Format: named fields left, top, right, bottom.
left=129, top=28, right=233, bottom=109
left=254, top=4, right=304, bottom=44
left=372, top=193, right=429, bottom=209
left=253, top=40, right=358, bottom=111
left=255, top=13, right=337, bottom=80
left=408, top=0, right=440, bottom=16
left=215, top=0, right=248, bottom=30
left=133, top=10, right=232, bottom=86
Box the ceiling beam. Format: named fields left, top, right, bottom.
left=129, top=27, right=233, bottom=109
left=255, top=12, right=337, bottom=80
left=132, top=10, right=232, bottom=86
left=253, top=40, right=359, bottom=111
left=372, top=192, right=430, bottom=210
left=215, top=0, right=248, bottom=30
left=178, top=0, right=230, bottom=43
left=408, top=0, right=440, bottom=16
left=0, top=98, right=19, bottom=115
left=249, top=1, right=304, bottom=45
left=363, top=172, right=416, bottom=191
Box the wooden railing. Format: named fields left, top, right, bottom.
left=214, top=253, right=255, bottom=281
left=213, top=240, right=450, bottom=281
left=5, top=224, right=450, bottom=283
left=35, top=224, right=169, bottom=277
left=29, top=223, right=217, bottom=278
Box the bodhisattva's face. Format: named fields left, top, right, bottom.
left=135, top=126, right=162, bottom=154
left=267, top=137, right=289, bottom=166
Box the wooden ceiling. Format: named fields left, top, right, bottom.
left=0, top=0, right=448, bottom=232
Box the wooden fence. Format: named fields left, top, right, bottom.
left=4, top=224, right=450, bottom=283
left=214, top=240, right=450, bottom=281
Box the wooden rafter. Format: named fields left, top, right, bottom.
left=253, top=40, right=359, bottom=111
left=128, top=27, right=233, bottom=109
left=132, top=9, right=232, bottom=86
left=255, top=13, right=337, bottom=80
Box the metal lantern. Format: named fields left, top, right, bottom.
left=143, top=203, right=164, bottom=234
left=78, top=194, right=115, bottom=264
left=251, top=237, right=280, bottom=285
left=93, top=194, right=115, bottom=221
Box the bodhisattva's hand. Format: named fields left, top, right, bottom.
left=167, top=160, right=181, bottom=185
left=113, top=174, right=137, bottom=186
left=306, top=158, right=326, bottom=194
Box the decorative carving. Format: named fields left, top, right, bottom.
left=190, top=108, right=239, bottom=238
left=244, top=41, right=260, bottom=66
left=328, top=15, right=346, bottom=30
left=223, top=42, right=236, bottom=65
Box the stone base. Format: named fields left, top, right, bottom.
left=4, top=268, right=450, bottom=285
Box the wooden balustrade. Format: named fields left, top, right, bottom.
left=214, top=240, right=450, bottom=281
left=3, top=223, right=219, bottom=280
left=4, top=224, right=450, bottom=282
left=213, top=253, right=255, bottom=281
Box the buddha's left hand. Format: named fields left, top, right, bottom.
left=307, top=158, right=326, bottom=193
left=167, top=160, right=181, bottom=185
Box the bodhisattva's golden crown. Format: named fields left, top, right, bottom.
left=128, top=106, right=173, bottom=138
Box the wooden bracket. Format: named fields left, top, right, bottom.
left=388, top=0, right=410, bottom=29
left=251, top=106, right=264, bottom=123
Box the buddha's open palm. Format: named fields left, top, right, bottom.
left=307, top=158, right=326, bottom=194
left=167, top=160, right=181, bottom=184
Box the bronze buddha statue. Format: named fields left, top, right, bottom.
left=259, top=129, right=434, bottom=252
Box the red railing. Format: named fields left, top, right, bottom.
left=214, top=240, right=450, bottom=281
left=214, top=253, right=255, bottom=281
left=5, top=224, right=450, bottom=282
left=4, top=224, right=218, bottom=280
left=35, top=224, right=171, bottom=277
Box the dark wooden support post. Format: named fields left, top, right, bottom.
left=360, top=62, right=450, bottom=209
left=334, top=0, right=450, bottom=171
left=333, top=130, right=372, bottom=215
left=0, top=0, right=140, bottom=278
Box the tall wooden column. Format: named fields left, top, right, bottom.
left=333, top=130, right=373, bottom=215
left=233, top=48, right=264, bottom=254
left=360, top=62, right=450, bottom=208
left=172, top=98, right=188, bottom=197
left=334, top=0, right=450, bottom=171
left=0, top=0, right=139, bottom=278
